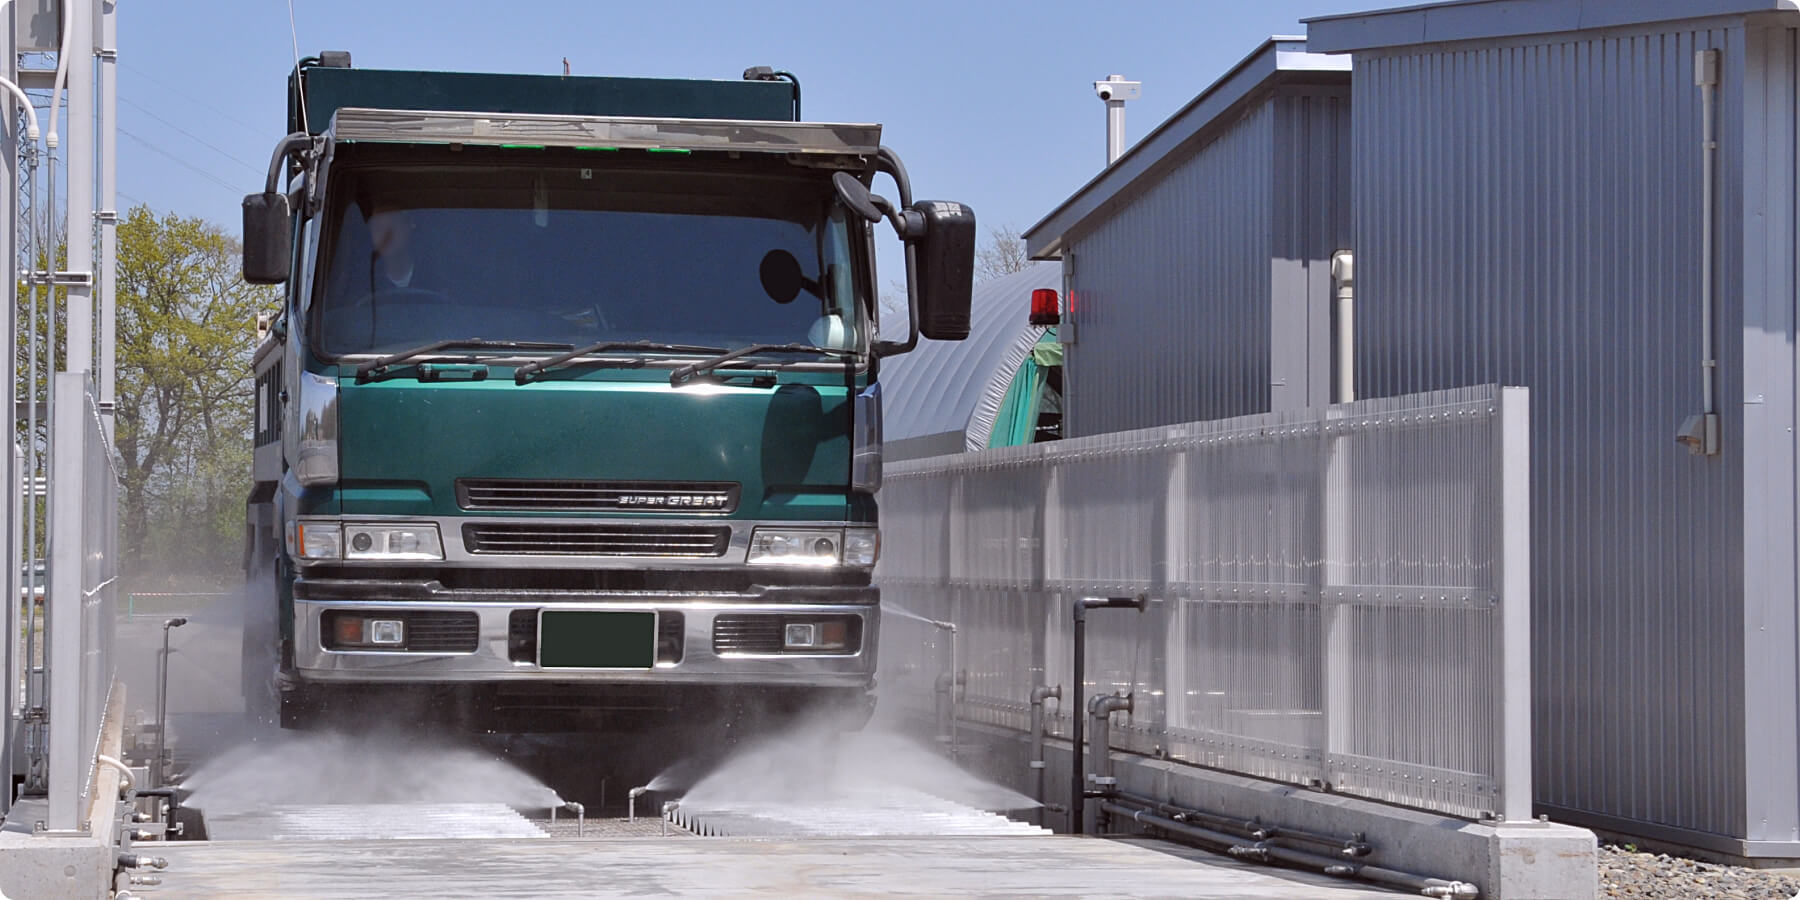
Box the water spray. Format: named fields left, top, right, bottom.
left=661, top=800, right=680, bottom=837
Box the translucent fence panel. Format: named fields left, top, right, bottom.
left=45, top=373, right=120, bottom=832
left=876, top=385, right=1529, bottom=821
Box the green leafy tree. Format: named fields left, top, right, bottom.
left=114, top=207, right=277, bottom=581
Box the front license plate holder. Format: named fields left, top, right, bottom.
left=538, top=610, right=657, bottom=669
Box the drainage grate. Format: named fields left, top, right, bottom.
left=201, top=803, right=548, bottom=841
left=671, top=787, right=1050, bottom=838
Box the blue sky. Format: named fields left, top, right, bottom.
left=118, top=0, right=1372, bottom=243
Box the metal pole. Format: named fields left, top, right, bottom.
left=63, top=0, right=93, bottom=375
left=97, top=0, right=116, bottom=437
left=1070, top=603, right=1086, bottom=833
left=1093, top=75, right=1139, bottom=166
left=1069, top=595, right=1144, bottom=834
left=45, top=373, right=81, bottom=830
left=0, top=4, right=16, bottom=815
left=153, top=617, right=185, bottom=788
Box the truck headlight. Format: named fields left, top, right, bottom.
left=747, top=527, right=879, bottom=567
left=748, top=528, right=843, bottom=566
left=288, top=521, right=343, bottom=560
left=287, top=521, right=445, bottom=561
left=344, top=523, right=444, bottom=561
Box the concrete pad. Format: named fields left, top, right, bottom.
left=144, top=835, right=1406, bottom=898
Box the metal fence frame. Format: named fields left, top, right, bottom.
left=44, top=372, right=119, bottom=832
left=877, top=384, right=1530, bottom=822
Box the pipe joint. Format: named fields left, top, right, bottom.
left=1228, top=844, right=1272, bottom=863
left=1087, top=692, right=1132, bottom=717
left=1030, top=684, right=1062, bottom=705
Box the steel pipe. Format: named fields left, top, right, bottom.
left=1028, top=684, right=1060, bottom=826
left=1085, top=692, right=1132, bottom=834
left=1100, top=798, right=1477, bottom=898
left=628, top=786, right=648, bottom=823
left=151, top=617, right=187, bottom=788
left=1069, top=594, right=1144, bottom=834
left=1111, top=789, right=1371, bottom=859
left=549, top=800, right=585, bottom=836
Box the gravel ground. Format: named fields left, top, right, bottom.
left=1600, top=843, right=1800, bottom=899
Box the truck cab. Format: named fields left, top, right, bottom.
left=242, top=54, right=972, bottom=731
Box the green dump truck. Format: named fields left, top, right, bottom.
left=241, top=53, right=972, bottom=731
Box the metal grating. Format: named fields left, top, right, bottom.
left=457, top=478, right=739, bottom=513
left=672, top=787, right=1049, bottom=838
left=463, top=523, right=730, bottom=557
left=203, top=803, right=547, bottom=841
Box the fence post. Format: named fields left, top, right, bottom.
left=46, top=372, right=87, bottom=831
left=1499, top=387, right=1533, bottom=823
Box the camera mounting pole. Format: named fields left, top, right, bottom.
left=1094, top=74, right=1142, bottom=166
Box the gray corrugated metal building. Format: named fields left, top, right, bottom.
left=1023, top=39, right=1353, bottom=436
left=1303, top=0, right=1800, bottom=859
left=1017, top=0, right=1800, bottom=860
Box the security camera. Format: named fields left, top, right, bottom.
left=1093, top=77, right=1142, bottom=103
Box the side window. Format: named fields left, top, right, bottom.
left=296, top=216, right=318, bottom=316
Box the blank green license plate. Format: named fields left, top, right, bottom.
left=538, top=610, right=656, bottom=668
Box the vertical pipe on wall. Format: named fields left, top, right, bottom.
left=1680, top=48, right=1722, bottom=456
left=1332, top=250, right=1355, bottom=403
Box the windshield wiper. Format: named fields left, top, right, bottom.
left=356, top=339, right=575, bottom=381
left=668, top=343, right=858, bottom=386
left=513, top=340, right=728, bottom=384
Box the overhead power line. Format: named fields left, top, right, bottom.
left=119, top=96, right=263, bottom=178
left=117, top=128, right=242, bottom=197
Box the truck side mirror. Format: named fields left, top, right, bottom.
left=242, top=192, right=292, bottom=284
left=910, top=200, right=974, bottom=341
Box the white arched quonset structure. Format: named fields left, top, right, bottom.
left=880, top=261, right=1060, bottom=460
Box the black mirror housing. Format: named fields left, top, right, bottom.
left=242, top=192, right=292, bottom=284
left=911, top=200, right=974, bottom=341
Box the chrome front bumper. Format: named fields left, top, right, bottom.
left=291, top=595, right=877, bottom=687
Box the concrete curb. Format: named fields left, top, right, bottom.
left=951, top=719, right=1598, bottom=900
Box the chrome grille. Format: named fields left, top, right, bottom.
left=462, top=523, right=731, bottom=557
left=712, top=616, right=786, bottom=655
left=457, top=479, right=739, bottom=513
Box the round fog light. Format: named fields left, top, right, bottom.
left=812, top=537, right=836, bottom=556
left=350, top=532, right=374, bottom=552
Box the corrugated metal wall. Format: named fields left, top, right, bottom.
left=1062, top=87, right=1352, bottom=436
left=1064, top=101, right=1275, bottom=436
left=1350, top=24, right=1758, bottom=840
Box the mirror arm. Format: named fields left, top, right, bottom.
left=263, top=132, right=314, bottom=194
left=872, top=147, right=922, bottom=357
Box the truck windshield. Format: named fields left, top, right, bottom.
left=312, top=158, right=865, bottom=359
